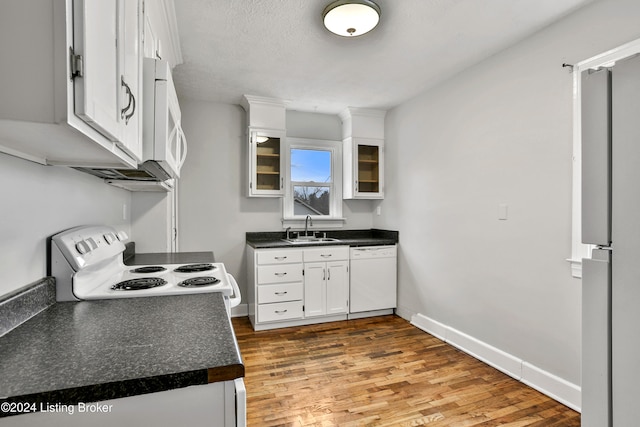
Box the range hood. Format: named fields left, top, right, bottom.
left=72, top=58, right=186, bottom=193
left=106, top=178, right=174, bottom=192
left=74, top=160, right=173, bottom=192
left=75, top=159, right=170, bottom=181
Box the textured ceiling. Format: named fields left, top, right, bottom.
left=173, top=0, right=593, bottom=114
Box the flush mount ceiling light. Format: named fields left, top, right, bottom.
left=322, top=0, right=381, bottom=37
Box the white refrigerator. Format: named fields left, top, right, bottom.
left=581, top=54, right=640, bottom=427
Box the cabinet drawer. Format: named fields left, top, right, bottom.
left=258, top=301, right=304, bottom=323
left=257, top=249, right=303, bottom=265
left=258, top=283, right=303, bottom=304
left=303, top=246, right=349, bottom=262
left=257, top=264, right=303, bottom=284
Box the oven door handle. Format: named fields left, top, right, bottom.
left=226, top=273, right=242, bottom=308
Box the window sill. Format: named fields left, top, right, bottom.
left=566, top=258, right=582, bottom=279
left=281, top=217, right=346, bottom=230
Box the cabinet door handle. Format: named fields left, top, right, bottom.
left=281, top=177, right=284, bottom=189
left=328, top=269, right=331, bottom=280
left=274, top=272, right=287, bottom=277
left=320, top=254, right=332, bottom=258
left=274, top=256, right=287, bottom=261
left=124, top=89, right=136, bottom=124
left=275, top=309, right=288, bottom=314
left=275, top=291, right=288, bottom=296
left=120, top=76, right=134, bottom=124
left=322, top=268, right=326, bottom=281
left=355, top=180, right=358, bottom=192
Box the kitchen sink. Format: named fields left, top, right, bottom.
left=281, top=237, right=342, bottom=244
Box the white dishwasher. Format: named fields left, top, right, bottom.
left=349, top=245, right=397, bottom=315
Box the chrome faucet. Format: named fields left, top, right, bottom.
left=285, top=226, right=292, bottom=239
left=305, top=215, right=313, bottom=236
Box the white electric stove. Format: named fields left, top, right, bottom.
left=50, top=225, right=238, bottom=303
left=40, top=226, right=247, bottom=427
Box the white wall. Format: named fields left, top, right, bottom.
left=0, top=154, right=131, bottom=297
left=177, top=101, right=374, bottom=302
left=131, top=192, right=174, bottom=253
left=375, top=0, right=640, bottom=388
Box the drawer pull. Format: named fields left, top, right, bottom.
left=275, top=291, right=288, bottom=296
left=274, top=256, right=287, bottom=260
left=274, top=272, right=288, bottom=277
left=275, top=309, right=288, bottom=314
left=320, top=254, right=332, bottom=258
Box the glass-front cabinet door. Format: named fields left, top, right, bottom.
left=248, top=128, right=285, bottom=197
left=344, top=137, right=384, bottom=199
left=357, top=144, right=380, bottom=194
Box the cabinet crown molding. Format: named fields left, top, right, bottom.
left=340, top=107, right=386, bottom=140
left=338, top=107, right=387, bottom=122
left=240, top=95, right=288, bottom=112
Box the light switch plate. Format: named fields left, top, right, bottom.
left=498, top=204, right=508, bottom=220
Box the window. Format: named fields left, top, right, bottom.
left=283, top=138, right=343, bottom=223
left=292, top=149, right=331, bottom=215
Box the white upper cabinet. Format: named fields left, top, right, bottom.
left=118, top=0, right=143, bottom=158
left=72, top=0, right=121, bottom=142
left=340, top=108, right=386, bottom=199
left=241, top=95, right=287, bottom=197
left=141, top=0, right=183, bottom=66
left=0, top=0, right=142, bottom=167
left=73, top=0, right=142, bottom=158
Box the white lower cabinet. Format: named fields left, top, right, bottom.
left=258, top=301, right=304, bottom=323
left=303, top=247, right=349, bottom=318
left=247, top=245, right=349, bottom=330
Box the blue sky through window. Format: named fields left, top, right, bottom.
left=291, top=149, right=331, bottom=182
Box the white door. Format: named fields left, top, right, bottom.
left=611, top=53, right=640, bottom=427
left=304, top=263, right=326, bottom=317
left=73, top=0, right=121, bottom=142
left=117, top=0, right=142, bottom=160
left=326, top=262, right=348, bottom=315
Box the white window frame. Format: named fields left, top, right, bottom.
left=569, top=37, right=640, bottom=278
left=282, top=137, right=344, bottom=228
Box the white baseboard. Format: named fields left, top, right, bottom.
left=348, top=309, right=394, bottom=320
left=445, top=326, right=523, bottom=380
left=521, top=362, right=581, bottom=412
left=394, top=304, right=415, bottom=323
left=410, top=313, right=581, bottom=412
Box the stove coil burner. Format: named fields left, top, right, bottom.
left=130, top=266, right=167, bottom=274
left=177, top=276, right=221, bottom=288
left=112, top=277, right=168, bottom=291
left=174, top=264, right=217, bottom=273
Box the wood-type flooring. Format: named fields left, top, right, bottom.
left=232, top=315, right=580, bottom=427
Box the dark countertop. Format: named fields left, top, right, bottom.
left=124, top=251, right=215, bottom=266
left=246, top=228, right=399, bottom=249
left=0, top=292, right=243, bottom=414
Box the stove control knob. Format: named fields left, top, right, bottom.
left=86, top=238, right=98, bottom=250
left=104, top=233, right=116, bottom=244
left=75, top=241, right=91, bottom=254
left=116, top=231, right=129, bottom=241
